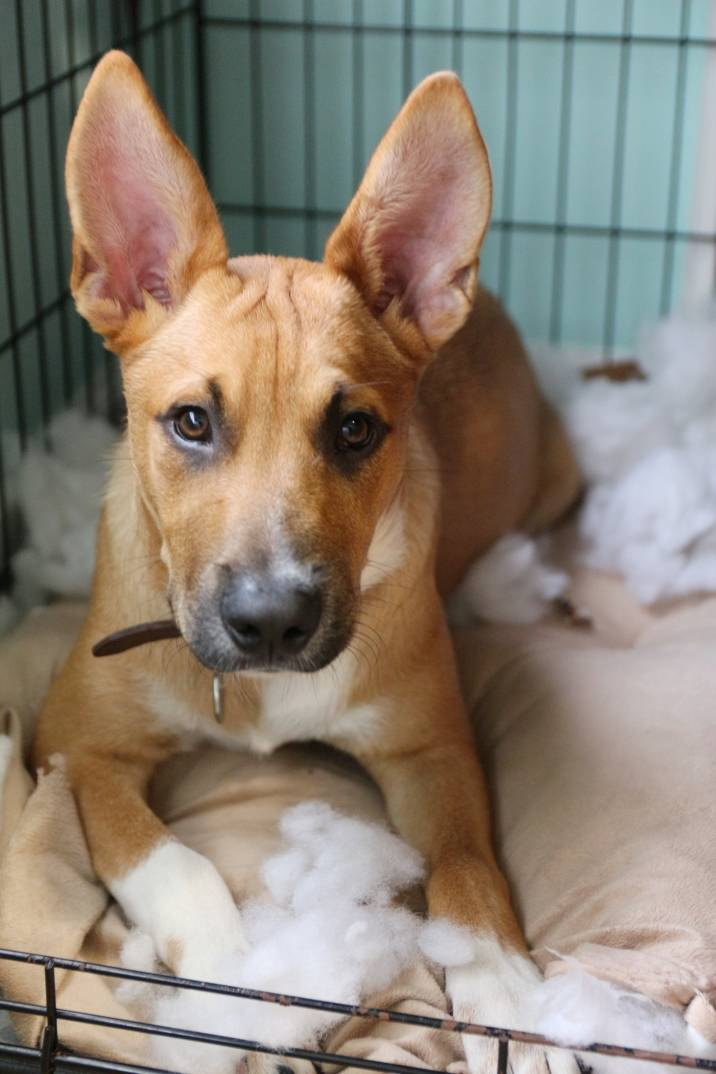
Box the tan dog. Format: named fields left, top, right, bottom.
left=34, top=52, right=579, bottom=1073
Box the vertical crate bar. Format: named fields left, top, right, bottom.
left=15, top=0, right=52, bottom=444
left=303, top=0, right=317, bottom=259
left=40, top=0, right=74, bottom=406
left=39, top=960, right=58, bottom=1073
left=549, top=0, right=576, bottom=344
left=602, top=0, right=635, bottom=357
left=451, top=0, right=464, bottom=76
left=0, top=117, right=28, bottom=454
left=499, top=0, right=520, bottom=303
left=64, top=0, right=95, bottom=410
left=0, top=416, right=9, bottom=589
left=153, top=0, right=167, bottom=112
left=402, top=0, right=414, bottom=97
left=86, top=0, right=116, bottom=419
left=194, top=0, right=209, bottom=177
left=351, top=0, right=364, bottom=190
left=660, top=0, right=691, bottom=314
left=249, top=0, right=265, bottom=251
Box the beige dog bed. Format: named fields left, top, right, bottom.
left=0, top=559, right=715, bottom=1071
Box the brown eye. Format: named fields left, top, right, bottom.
left=337, top=412, right=375, bottom=452
left=174, top=406, right=211, bottom=443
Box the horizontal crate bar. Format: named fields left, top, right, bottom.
left=2, top=949, right=716, bottom=1070
left=0, top=947, right=503, bottom=1038
left=0, top=6, right=195, bottom=117
left=217, top=204, right=716, bottom=245
left=0, top=997, right=449, bottom=1074
left=0, top=1040, right=44, bottom=1068
left=0, top=1041, right=198, bottom=1074
left=204, top=16, right=716, bottom=49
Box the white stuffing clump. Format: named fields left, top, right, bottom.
left=448, top=533, right=568, bottom=625
left=125, top=802, right=473, bottom=1074
left=2, top=408, right=115, bottom=626
left=456, top=307, right=716, bottom=617
left=419, top=918, right=478, bottom=967
left=563, top=310, right=716, bottom=604
left=536, top=964, right=716, bottom=1074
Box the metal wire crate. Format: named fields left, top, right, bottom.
left=2, top=947, right=716, bottom=1074
left=1, top=3, right=716, bottom=1072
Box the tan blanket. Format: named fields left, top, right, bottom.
left=1, top=565, right=715, bottom=1067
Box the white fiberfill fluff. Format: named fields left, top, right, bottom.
left=455, top=307, right=716, bottom=617
left=1, top=409, right=113, bottom=625
left=119, top=803, right=474, bottom=1074
left=447, top=533, right=568, bottom=625
left=563, top=310, right=716, bottom=603
left=537, top=965, right=716, bottom=1074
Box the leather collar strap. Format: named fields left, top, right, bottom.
left=92, top=619, right=181, bottom=657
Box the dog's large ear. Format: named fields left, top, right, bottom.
left=325, top=72, right=491, bottom=356
left=66, top=50, right=227, bottom=353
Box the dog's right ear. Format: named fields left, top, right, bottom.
left=66, top=50, right=227, bottom=354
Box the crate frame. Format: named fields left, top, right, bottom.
left=2, top=947, right=716, bottom=1074
left=1, top=3, right=716, bottom=1071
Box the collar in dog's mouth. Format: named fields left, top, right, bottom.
left=92, top=619, right=182, bottom=657
left=92, top=619, right=224, bottom=723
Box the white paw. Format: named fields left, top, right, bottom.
left=446, top=939, right=580, bottom=1074
left=111, top=841, right=248, bottom=979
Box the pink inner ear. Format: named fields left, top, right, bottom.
left=88, top=158, right=177, bottom=311
left=370, top=151, right=478, bottom=337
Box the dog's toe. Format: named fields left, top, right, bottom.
left=447, top=944, right=581, bottom=1074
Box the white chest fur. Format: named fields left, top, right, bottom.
left=250, top=659, right=383, bottom=753
left=142, top=651, right=383, bottom=757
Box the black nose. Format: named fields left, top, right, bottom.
left=221, top=573, right=322, bottom=663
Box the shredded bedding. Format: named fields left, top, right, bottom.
left=118, top=801, right=474, bottom=1073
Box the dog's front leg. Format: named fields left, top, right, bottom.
left=354, top=688, right=576, bottom=1074
left=58, top=748, right=248, bottom=980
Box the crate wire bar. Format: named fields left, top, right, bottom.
left=1, top=2, right=716, bottom=1071
left=2, top=949, right=716, bottom=1074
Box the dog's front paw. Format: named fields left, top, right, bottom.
left=112, top=841, right=248, bottom=981
left=447, top=941, right=579, bottom=1074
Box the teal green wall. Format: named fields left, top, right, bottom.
left=204, top=0, right=712, bottom=351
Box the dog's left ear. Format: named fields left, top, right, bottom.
left=325, top=72, right=491, bottom=356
